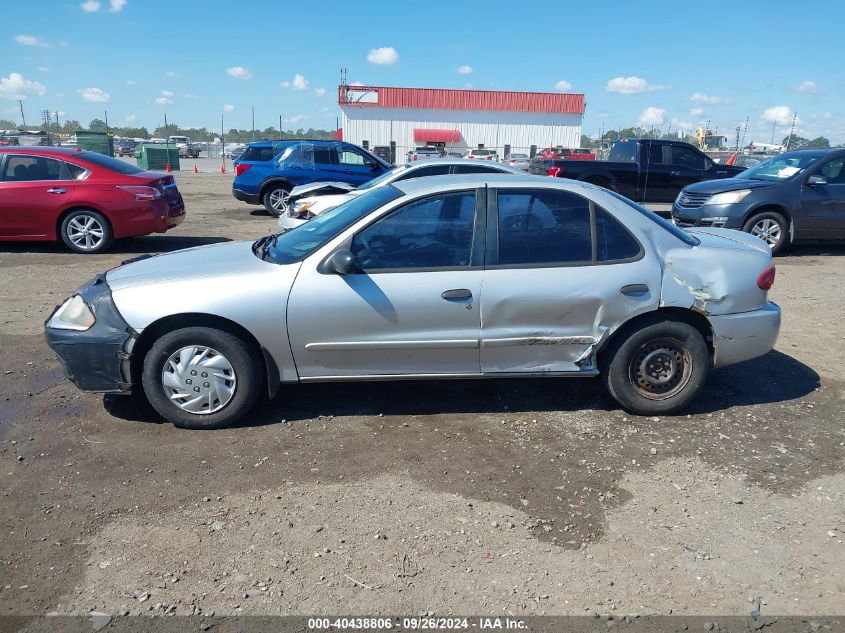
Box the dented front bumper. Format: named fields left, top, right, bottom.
left=44, top=275, right=136, bottom=393
left=708, top=301, right=781, bottom=368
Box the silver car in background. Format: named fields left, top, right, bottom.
left=46, top=175, right=780, bottom=429
left=280, top=159, right=526, bottom=230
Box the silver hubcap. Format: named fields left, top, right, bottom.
left=67, top=215, right=105, bottom=251
left=750, top=218, right=782, bottom=248
left=268, top=188, right=290, bottom=212
left=629, top=337, right=692, bottom=401
left=161, top=346, right=237, bottom=415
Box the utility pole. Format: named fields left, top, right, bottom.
left=104, top=110, right=109, bottom=132
left=18, top=100, right=26, bottom=127
left=771, top=121, right=777, bottom=144
left=251, top=106, right=255, bottom=142
left=279, top=115, right=282, bottom=140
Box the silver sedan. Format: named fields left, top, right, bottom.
left=45, top=175, right=781, bottom=429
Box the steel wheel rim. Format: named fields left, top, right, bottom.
left=268, top=189, right=290, bottom=212
left=629, top=337, right=693, bottom=401
left=161, top=345, right=237, bottom=415
left=750, top=218, right=782, bottom=248
left=67, top=215, right=105, bottom=251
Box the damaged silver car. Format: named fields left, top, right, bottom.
left=45, top=175, right=781, bottom=429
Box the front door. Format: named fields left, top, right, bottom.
left=800, top=157, right=845, bottom=238
left=664, top=144, right=712, bottom=201
left=334, top=144, right=383, bottom=186
left=480, top=187, right=661, bottom=373
left=287, top=189, right=485, bottom=378
left=0, top=153, right=74, bottom=238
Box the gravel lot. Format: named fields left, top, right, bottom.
left=0, top=171, right=843, bottom=618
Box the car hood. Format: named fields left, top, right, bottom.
left=683, top=177, right=773, bottom=195
left=289, top=181, right=356, bottom=199
left=686, top=227, right=769, bottom=254
left=106, top=240, right=275, bottom=290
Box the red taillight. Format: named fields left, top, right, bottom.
left=757, top=264, right=776, bottom=290
left=116, top=185, right=161, bottom=201
left=547, top=166, right=562, bottom=177
left=412, top=154, right=417, bottom=161
left=235, top=163, right=252, bottom=176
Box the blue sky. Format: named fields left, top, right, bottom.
left=2, top=0, right=843, bottom=144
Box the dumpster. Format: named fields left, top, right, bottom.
left=75, top=131, right=114, bottom=156
left=134, top=143, right=180, bottom=171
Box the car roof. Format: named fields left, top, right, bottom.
left=395, top=158, right=525, bottom=174
left=246, top=139, right=351, bottom=148
left=0, top=146, right=92, bottom=157
left=391, top=173, right=583, bottom=196
left=778, top=147, right=844, bottom=157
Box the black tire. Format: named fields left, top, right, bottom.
left=600, top=315, right=709, bottom=416
left=742, top=210, right=788, bottom=256
left=262, top=184, right=291, bottom=217
left=59, top=209, right=113, bottom=254
left=141, top=326, right=262, bottom=429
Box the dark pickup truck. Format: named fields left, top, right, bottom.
left=529, top=139, right=745, bottom=204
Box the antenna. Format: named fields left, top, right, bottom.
left=785, top=112, right=798, bottom=150
left=340, top=67, right=347, bottom=87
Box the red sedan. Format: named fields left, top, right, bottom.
left=0, top=147, right=185, bottom=253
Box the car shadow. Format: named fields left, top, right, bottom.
left=103, top=349, right=819, bottom=428
left=0, top=235, right=231, bottom=256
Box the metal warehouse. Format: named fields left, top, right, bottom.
left=337, top=84, right=585, bottom=160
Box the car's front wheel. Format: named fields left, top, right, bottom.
left=601, top=316, right=709, bottom=416
left=743, top=210, right=788, bottom=255
left=141, top=327, right=262, bottom=429
left=59, top=209, right=113, bottom=254
left=263, top=185, right=291, bottom=216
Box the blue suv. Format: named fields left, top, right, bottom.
left=232, top=140, right=391, bottom=216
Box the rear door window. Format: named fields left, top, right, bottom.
left=240, top=146, right=276, bottom=162
left=453, top=164, right=506, bottom=174
left=595, top=207, right=641, bottom=261
left=394, top=164, right=451, bottom=180
left=2, top=155, right=63, bottom=181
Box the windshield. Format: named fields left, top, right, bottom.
left=255, top=186, right=403, bottom=264
left=356, top=165, right=406, bottom=190
left=605, top=190, right=700, bottom=246
left=737, top=153, right=822, bottom=182
left=78, top=151, right=145, bottom=174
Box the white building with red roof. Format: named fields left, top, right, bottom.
left=337, top=84, right=585, bottom=160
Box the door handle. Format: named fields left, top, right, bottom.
left=46, top=188, right=66, bottom=194
left=441, top=288, right=473, bottom=300
left=620, top=284, right=649, bottom=296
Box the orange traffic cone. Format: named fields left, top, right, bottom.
left=220, top=164, right=225, bottom=174
left=165, top=163, right=171, bottom=172
left=193, top=164, right=198, bottom=173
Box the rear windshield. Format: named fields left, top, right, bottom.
left=78, top=151, right=145, bottom=174
left=608, top=141, right=637, bottom=163
left=605, top=190, right=700, bottom=246
left=257, top=185, right=402, bottom=264
left=240, top=146, right=278, bottom=162
left=357, top=165, right=405, bottom=190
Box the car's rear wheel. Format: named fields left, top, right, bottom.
left=59, top=210, right=113, bottom=254
left=263, top=185, right=291, bottom=216
left=743, top=211, right=788, bottom=255
left=601, top=316, right=709, bottom=416
left=141, top=327, right=262, bottom=429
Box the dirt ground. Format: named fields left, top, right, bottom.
left=0, top=172, right=843, bottom=618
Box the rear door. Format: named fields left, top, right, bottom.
left=479, top=186, right=661, bottom=373
left=0, top=153, right=74, bottom=238
left=638, top=141, right=675, bottom=202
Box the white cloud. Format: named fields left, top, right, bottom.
left=762, top=105, right=794, bottom=125
left=124, top=114, right=136, bottom=123
left=689, top=107, right=704, bottom=116
left=313, top=87, right=327, bottom=97
left=796, top=80, right=817, bottom=93
left=165, top=70, right=179, bottom=78
left=125, top=79, right=136, bottom=85
left=0, top=73, right=47, bottom=100
left=606, top=76, right=666, bottom=94
left=80, top=87, right=110, bottom=102
left=223, top=104, right=235, bottom=112
left=226, top=66, right=252, bottom=80
left=154, top=91, right=172, bottom=105
left=292, top=73, right=309, bottom=91
left=456, top=65, right=473, bottom=75
left=161, top=90, right=174, bottom=97
left=80, top=0, right=101, bottom=11
left=690, top=92, right=725, bottom=105
left=15, top=34, right=49, bottom=47
left=282, top=114, right=307, bottom=124
left=37, top=66, right=49, bottom=73
left=554, top=80, right=572, bottom=92
left=109, top=0, right=127, bottom=11
left=638, top=106, right=666, bottom=127
left=366, top=46, right=398, bottom=65
left=670, top=117, right=693, bottom=131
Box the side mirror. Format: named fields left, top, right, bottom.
left=326, top=249, right=357, bottom=275
left=806, top=175, right=827, bottom=186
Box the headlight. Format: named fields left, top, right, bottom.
left=703, top=189, right=752, bottom=205
left=48, top=295, right=96, bottom=331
